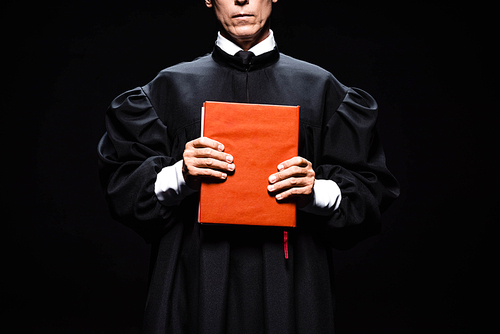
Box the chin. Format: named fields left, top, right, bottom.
left=230, top=26, right=262, bottom=40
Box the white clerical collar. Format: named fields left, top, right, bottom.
left=215, top=30, right=276, bottom=56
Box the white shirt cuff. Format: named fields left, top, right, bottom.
left=299, top=179, right=342, bottom=216
left=155, top=160, right=197, bottom=206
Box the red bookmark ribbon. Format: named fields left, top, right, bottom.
left=284, top=230, right=289, bottom=259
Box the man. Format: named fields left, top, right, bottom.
left=98, top=0, right=399, bottom=333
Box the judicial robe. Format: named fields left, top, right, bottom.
left=97, top=46, right=400, bottom=333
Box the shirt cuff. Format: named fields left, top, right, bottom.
left=299, top=179, right=342, bottom=216
left=155, top=160, right=197, bottom=206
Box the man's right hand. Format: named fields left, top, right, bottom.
left=182, top=137, right=235, bottom=190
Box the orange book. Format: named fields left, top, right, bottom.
left=199, top=101, right=300, bottom=227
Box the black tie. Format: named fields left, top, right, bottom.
left=235, top=50, right=254, bottom=66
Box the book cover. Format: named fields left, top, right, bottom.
left=199, top=101, right=300, bottom=227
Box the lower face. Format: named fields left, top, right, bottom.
left=211, top=0, right=275, bottom=46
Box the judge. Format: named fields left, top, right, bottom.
left=98, top=0, right=400, bottom=333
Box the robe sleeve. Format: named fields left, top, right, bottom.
left=312, top=86, right=400, bottom=249
left=97, top=87, right=178, bottom=242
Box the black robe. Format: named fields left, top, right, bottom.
left=98, top=46, right=399, bottom=333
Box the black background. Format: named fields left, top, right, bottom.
left=3, top=1, right=495, bottom=333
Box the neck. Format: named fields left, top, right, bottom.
left=219, top=21, right=271, bottom=51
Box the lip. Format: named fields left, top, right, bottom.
left=233, top=13, right=253, bottom=18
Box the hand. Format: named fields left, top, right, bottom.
left=267, top=156, right=315, bottom=208
left=182, top=137, right=235, bottom=190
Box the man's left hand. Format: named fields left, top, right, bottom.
left=267, top=156, right=315, bottom=208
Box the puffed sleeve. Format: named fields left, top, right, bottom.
left=312, top=87, right=400, bottom=249
left=97, top=87, right=178, bottom=242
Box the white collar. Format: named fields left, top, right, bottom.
left=215, top=30, right=276, bottom=56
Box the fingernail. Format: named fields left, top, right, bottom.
left=276, top=194, right=282, bottom=200
left=221, top=173, right=227, bottom=179
left=278, top=164, right=284, bottom=171
left=218, top=144, right=224, bottom=151
left=226, top=154, right=233, bottom=163
left=228, top=163, right=235, bottom=171
left=267, top=184, right=274, bottom=192
left=269, top=175, right=276, bottom=183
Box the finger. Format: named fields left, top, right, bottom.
left=185, top=138, right=233, bottom=164
left=190, top=137, right=225, bottom=152
left=274, top=185, right=312, bottom=201
left=189, top=166, right=229, bottom=180
left=277, top=156, right=310, bottom=171
left=183, top=159, right=234, bottom=182
left=190, top=156, right=235, bottom=172
left=267, top=175, right=309, bottom=193
left=190, top=147, right=234, bottom=164
left=268, top=165, right=308, bottom=184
